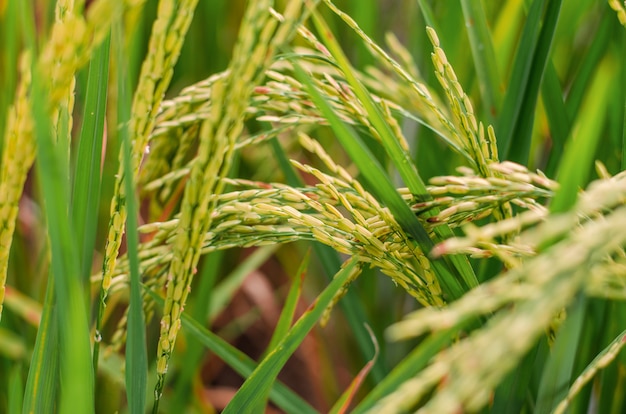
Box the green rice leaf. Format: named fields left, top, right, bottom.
left=32, top=56, right=95, bottom=414
left=535, top=294, right=586, bottom=413
left=546, top=15, right=611, bottom=176
left=8, top=363, right=23, bottom=414
left=553, top=328, right=626, bottom=414
left=498, top=0, right=561, bottom=164
left=541, top=63, right=570, bottom=177
left=146, top=288, right=318, bottom=414
left=71, top=33, right=110, bottom=283
left=534, top=54, right=616, bottom=413
left=251, top=249, right=310, bottom=412
left=117, top=22, right=148, bottom=414
left=264, top=249, right=309, bottom=355
left=222, top=258, right=359, bottom=413
left=22, top=282, right=58, bottom=414
left=507, top=0, right=561, bottom=165
left=459, top=0, right=502, bottom=122
left=169, top=252, right=223, bottom=411
left=0, top=0, right=20, bottom=155
left=551, top=56, right=615, bottom=213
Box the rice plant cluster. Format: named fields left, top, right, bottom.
left=0, top=0, right=625, bottom=413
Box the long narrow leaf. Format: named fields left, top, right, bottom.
left=459, top=0, right=502, bottom=122
left=32, top=59, right=95, bottom=414
left=22, top=281, right=58, bottom=414
left=551, top=56, right=615, bottom=213
left=565, top=16, right=613, bottom=122
left=545, top=14, right=611, bottom=177
left=146, top=288, right=318, bottom=414
left=71, top=33, right=110, bottom=283
left=117, top=21, right=148, bottom=414
left=169, top=252, right=224, bottom=411
left=536, top=55, right=616, bottom=412
left=541, top=62, right=570, bottom=176
left=506, top=0, right=563, bottom=165
left=252, top=249, right=310, bottom=412
left=223, top=258, right=360, bottom=413
left=535, top=294, right=586, bottom=413
left=310, top=7, right=430, bottom=202
left=554, top=328, right=626, bottom=414
left=265, top=249, right=309, bottom=355
left=0, top=0, right=20, bottom=155
left=497, top=0, right=546, bottom=158
left=8, top=363, right=23, bottom=414
left=18, top=7, right=58, bottom=412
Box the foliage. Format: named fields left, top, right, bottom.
left=0, top=0, right=625, bottom=412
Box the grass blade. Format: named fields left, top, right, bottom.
left=311, top=5, right=429, bottom=201
left=536, top=55, right=616, bottom=413
left=71, top=33, right=110, bottom=284
left=251, top=249, right=310, bottom=412
left=497, top=0, right=545, bottom=160
left=146, top=288, right=319, bottom=414
left=22, top=281, right=58, bottom=414
left=8, top=363, right=23, bottom=414
left=32, top=62, right=95, bottom=414
left=504, top=0, right=562, bottom=165
left=416, top=0, right=440, bottom=38
left=169, top=252, right=223, bottom=411
left=553, top=328, right=626, bottom=414
left=0, top=0, right=20, bottom=155
left=264, top=249, right=309, bottom=354
left=535, top=294, right=586, bottom=413
left=620, top=21, right=626, bottom=172
left=491, top=339, right=548, bottom=413
left=116, top=21, right=148, bottom=413
left=545, top=13, right=611, bottom=176
left=541, top=62, right=570, bottom=175
left=223, top=258, right=360, bottom=413
left=459, top=0, right=502, bottom=122
left=551, top=56, right=616, bottom=213
left=565, top=15, right=613, bottom=122
left=597, top=302, right=626, bottom=414
left=17, top=4, right=59, bottom=412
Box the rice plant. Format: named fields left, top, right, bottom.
left=0, top=0, right=625, bottom=412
